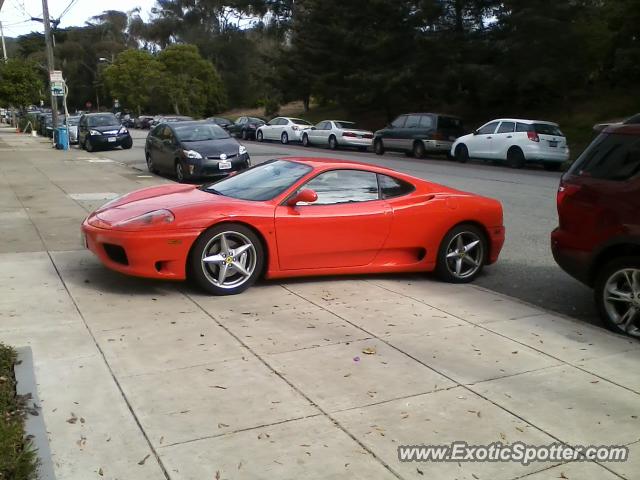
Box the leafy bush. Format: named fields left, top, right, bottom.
left=0, top=344, right=38, bottom=480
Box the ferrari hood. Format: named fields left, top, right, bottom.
left=94, top=184, right=220, bottom=226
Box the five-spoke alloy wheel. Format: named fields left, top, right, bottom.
left=190, top=224, right=264, bottom=295
left=596, top=258, right=640, bottom=337
left=436, top=224, right=487, bottom=283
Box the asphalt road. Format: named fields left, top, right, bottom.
left=84, top=129, right=597, bottom=326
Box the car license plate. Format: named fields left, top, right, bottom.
left=107, top=137, right=116, bottom=143
left=219, top=160, right=232, bottom=170
left=357, top=134, right=363, bottom=139
left=548, top=140, right=558, bottom=147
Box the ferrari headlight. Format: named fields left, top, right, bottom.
left=114, top=209, right=175, bottom=228
left=183, top=149, right=202, bottom=159
left=239, top=145, right=247, bottom=155
left=90, top=129, right=102, bottom=135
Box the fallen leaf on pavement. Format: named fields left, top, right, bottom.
left=218, top=423, right=229, bottom=428
left=215, top=470, right=221, bottom=480
left=417, top=467, right=424, bottom=475
left=210, top=385, right=227, bottom=390
left=98, top=467, right=104, bottom=476
left=559, top=473, right=568, bottom=479
left=138, top=454, right=150, bottom=465
left=66, top=413, right=78, bottom=424
left=362, top=347, right=376, bottom=355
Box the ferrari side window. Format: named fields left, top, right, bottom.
left=304, top=170, right=379, bottom=205
left=378, top=174, right=415, bottom=199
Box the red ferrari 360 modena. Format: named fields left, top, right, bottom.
left=82, top=157, right=505, bottom=295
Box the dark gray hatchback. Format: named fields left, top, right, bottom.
left=145, top=121, right=251, bottom=182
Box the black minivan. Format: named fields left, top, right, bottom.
left=78, top=113, right=133, bottom=151
left=373, top=113, right=465, bottom=158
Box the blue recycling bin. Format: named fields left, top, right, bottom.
left=55, top=127, right=69, bottom=150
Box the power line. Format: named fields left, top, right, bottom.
left=58, top=0, right=80, bottom=21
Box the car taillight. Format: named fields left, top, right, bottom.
left=527, top=131, right=540, bottom=142
left=557, top=180, right=581, bottom=211
left=342, top=132, right=357, bottom=137
left=292, top=125, right=299, bottom=131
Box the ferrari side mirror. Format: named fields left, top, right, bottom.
left=288, top=189, right=318, bottom=206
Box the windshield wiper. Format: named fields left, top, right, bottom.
left=206, top=188, right=226, bottom=196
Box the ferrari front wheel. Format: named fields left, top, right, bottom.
left=436, top=224, right=487, bottom=283
left=189, top=224, right=264, bottom=295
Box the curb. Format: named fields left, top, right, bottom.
left=14, top=347, right=57, bottom=480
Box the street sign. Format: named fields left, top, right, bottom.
left=50, top=70, right=63, bottom=82
left=51, top=80, right=64, bottom=97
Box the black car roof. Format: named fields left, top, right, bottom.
left=399, top=112, right=462, bottom=119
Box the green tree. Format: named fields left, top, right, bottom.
left=157, top=44, right=227, bottom=116
left=103, top=49, right=166, bottom=115
left=0, top=59, right=44, bottom=108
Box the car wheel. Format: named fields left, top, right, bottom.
left=543, top=162, right=562, bottom=172
left=374, top=139, right=385, bottom=155
left=122, top=136, right=133, bottom=150
left=175, top=161, right=186, bottom=183
left=595, top=257, right=640, bottom=338
left=413, top=141, right=425, bottom=159
left=256, top=130, right=263, bottom=142
left=281, top=132, right=289, bottom=144
left=146, top=153, right=158, bottom=174
left=302, top=133, right=310, bottom=147
left=507, top=147, right=526, bottom=169
left=189, top=223, right=264, bottom=295
left=329, top=135, right=338, bottom=150
left=436, top=224, right=487, bottom=283
left=455, top=144, right=469, bottom=163
left=85, top=138, right=94, bottom=152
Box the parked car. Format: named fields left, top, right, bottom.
left=66, top=116, right=81, bottom=144
left=551, top=122, right=640, bottom=337
left=452, top=119, right=570, bottom=170
left=46, top=115, right=66, bottom=138
left=228, top=116, right=265, bottom=140
left=135, top=115, right=154, bottom=129
left=37, top=113, right=51, bottom=136
left=373, top=113, right=465, bottom=158
left=150, top=115, right=193, bottom=128
left=144, top=120, right=250, bottom=182
left=302, top=120, right=374, bottom=151
left=206, top=117, right=234, bottom=131
left=256, top=117, right=313, bottom=144
left=82, top=157, right=505, bottom=295
left=78, top=112, right=133, bottom=152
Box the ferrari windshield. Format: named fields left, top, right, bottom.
left=203, top=160, right=312, bottom=201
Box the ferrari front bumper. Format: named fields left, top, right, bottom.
left=82, top=219, right=200, bottom=280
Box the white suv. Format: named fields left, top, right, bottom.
left=451, top=118, right=570, bottom=170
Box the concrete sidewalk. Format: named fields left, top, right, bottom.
left=1, top=127, right=639, bottom=480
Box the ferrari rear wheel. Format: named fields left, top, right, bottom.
left=190, top=224, right=264, bottom=295
left=436, top=224, right=487, bottom=283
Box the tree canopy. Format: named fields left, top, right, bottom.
left=3, top=0, right=640, bottom=120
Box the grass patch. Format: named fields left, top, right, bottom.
left=0, top=343, right=38, bottom=480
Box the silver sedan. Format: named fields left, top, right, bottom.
left=302, top=120, right=373, bottom=151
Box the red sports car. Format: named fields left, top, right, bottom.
left=82, top=157, right=505, bottom=295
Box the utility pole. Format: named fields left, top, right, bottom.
left=0, top=21, right=7, bottom=61
left=0, top=0, right=7, bottom=61
left=41, top=0, right=58, bottom=132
